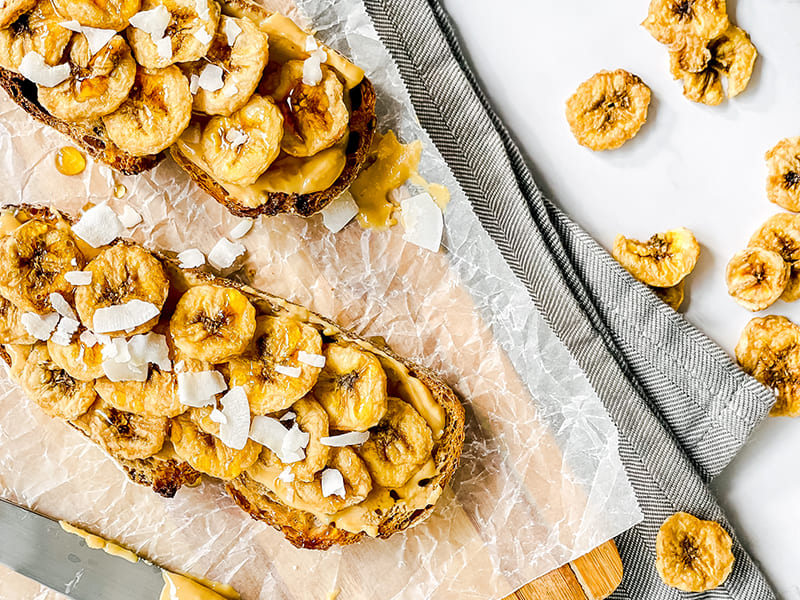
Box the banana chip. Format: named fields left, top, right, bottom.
left=766, top=137, right=800, bottom=212
left=0, top=295, right=35, bottom=344
left=565, top=69, right=651, bottom=151
left=642, top=0, right=728, bottom=46
left=612, top=228, right=699, bottom=287
left=47, top=330, right=104, bottom=380
left=95, top=366, right=185, bottom=417
left=74, top=399, right=167, bottom=460
left=51, top=0, right=140, bottom=30
left=0, top=1, right=72, bottom=71
left=650, top=280, right=685, bottom=311
left=726, top=247, right=788, bottom=311
left=38, top=35, right=136, bottom=122
left=748, top=213, right=800, bottom=302
left=656, top=512, right=734, bottom=592
left=0, top=218, right=83, bottom=313
left=0, top=0, right=35, bottom=29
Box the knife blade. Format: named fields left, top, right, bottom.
left=0, top=498, right=165, bottom=600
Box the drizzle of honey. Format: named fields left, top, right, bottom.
left=114, top=184, right=127, bottom=198
left=55, top=147, right=86, bottom=176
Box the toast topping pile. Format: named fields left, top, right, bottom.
left=0, top=206, right=458, bottom=546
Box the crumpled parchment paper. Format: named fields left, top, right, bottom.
left=0, top=0, right=642, bottom=598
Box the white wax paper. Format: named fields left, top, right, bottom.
left=0, top=0, right=642, bottom=598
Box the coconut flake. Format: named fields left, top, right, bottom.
left=279, top=411, right=296, bottom=422
left=195, top=0, right=209, bottom=20
left=400, top=192, right=443, bottom=252
left=92, top=300, right=160, bottom=334
left=275, top=364, right=301, bottom=378
left=297, top=350, right=325, bottom=368
left=321, top=468, right=346, bottom=498
left=48, top=292, right=77, bottom=319
left=177, top=370, right=227, bottom=407
left=155, top=36, right=173, bottom=60
left=223, top=19, right=241, bottom=46
left=129, top=5, right=171, bottom=40
left=302, top=49, right=326, bottom=86
left=304, top=35, right=318, bottom=52
left=177, top=248, right=205, bottom=269
left=189, top=73, right=200, bottom=94
left=102, top=359, right=148, bottom=382
left=229, top=219, right=252, bottom=239
left=72, top=203, right=124, bottom=248
left=118, top=205, right=142, bottom=228
left=249, top=417, right=308, bottom=463
left=21, top=312, right=59, bottom=341
left=198, top=63, right=224, bottom=92
left=223, top=84, right=238, bottom=97
left=60, top=21, right=116, bottom=56
left=127, top=332, right=171, bottom=371
left=320, top=190, right=358, bottom=233
left=209, top=408, right=227, bottom=424
left=65, top=270, right=92, bottom=286
left=218, top=386, right=250, bottom=450
left=320, top=431, right=370, bottom=447
left=19, top=52, right=70, bottom=87
left=277, top=466, right=295, bottom=483
left=208, top=238, right=245, bottom=270
left=79, top=330, right=97, bottom=347
left=281, top=423, right=310, bottom=463
left=193, top=28, right=212, bottom=45
left=224, top=128, right=248, bottom=151
left=50, top=316, right=80, bottom=346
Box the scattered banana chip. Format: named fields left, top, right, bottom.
left=766, top=137, right=800, bottom=212
left=565, top=69, right=651, bottom=151
left=0, top=296, right=35, bottom=344
left=47, top=331, right=104, bottom=380
left=650, top=280, right=685, bottom=311
left=747, top=213, right=800, bottom=301
left=642, top=0, right=728, bottom=47
left=0, top=0, right=72, bottom=71
left=726, top=247, right=788, bottom=311
left=612, top=228, right=699, bottom=288
left=656, top=512, right=734, bottom=592
left=0, top=0, right=35, bottom=29
left=73, top=399, right=167, bottom=460
left=736, top=315, right=800, bottom=416
left=95, top=367, right=186, bottom=418
left=51, top=0, right=140, bottom=30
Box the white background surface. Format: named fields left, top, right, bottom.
left=440, top=0, right=800, bottom=597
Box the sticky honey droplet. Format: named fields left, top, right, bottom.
left=55, top=147, right=86, bottom=176
left=114, top=184, right=127, bottom=198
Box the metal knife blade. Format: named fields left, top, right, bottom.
left=0, top=498, right=165, bottom=600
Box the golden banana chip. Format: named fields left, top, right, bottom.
left=47, top=332, right=104, bottom=381
left=642, top=0, right=728, bottom=46
left=0, top=0, right=35, bottom=29
left=0, top=1, right=72, bottom=71
left=656, top=512, right=734, bottom=592
left=747, top=213, right=800, bottom=301
left=51, top=0, right=140, bottom=30
left=0, top=295, right=35, bottom=344
left=766, top=137, right=800, bottom=212
left=736, top=315, right=800, bottom=416
left=612, top=228, right=699, bottom=287
left=726, top=247, right=788, bottom=311
left=95, top=366, right=185, bottom=418
left=650, top=280, right=685, bottom=310
left=565, top=69, right=651, bottom=151
left=74, top=399, right=167, bottom=461
left=783, top=262, right=800, bottom=303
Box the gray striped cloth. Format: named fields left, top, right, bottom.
left=360, top=0, right=778, bottom=597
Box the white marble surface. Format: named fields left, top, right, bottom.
left=440, top=0, right=800, bottom=597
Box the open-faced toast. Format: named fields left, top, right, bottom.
left=0, top=0, right=376, bottom=214
left=0, top=204, right=465, bottom=548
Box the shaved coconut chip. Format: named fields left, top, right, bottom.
left=189, top=73, right=200, bottom=94
left=281, top=423, right=310, bottom=463
left=79, top=330, right=97, bottom=347
left=198, top=63, right=224, bottom=92
left=177, top=248, right=205, bottom=268
left=127, top=332, right=171, bottom=371
left=223, top=19, right=241, bottom=46
left=304, top=35, right=318, bottom=52
left=177, top=370, right=227, bottom=407
left=320, top=190, right=358, bottom=233
left=278, top=466, right=295, bottom=483
left=19, top=52, right=70, bottom=87
left=72, top=203, right=123, bottom=248
left=209, top=408, right=227, bottom=424
left=401, top=192, right=443, bottom=252
left=223, top=85, right=238, bottom=97
left=70, top=258, right=78, bottom=266
left=92, top=299, right=160, bottom=334
left=21, top=312, right=59, bottom=341
left=224, top=128, right=248, bottom=151
left=218, top=386, right=250, bottom=450
left=103, top=359, right=148, bottom=382
left=155, top=36, right=172, bottom=60
left=195, top=0, right=209, bottom=20
left=208, top=238, right=245, bottom=270
left=275, top=364, right=301, bottom=378
left=129, top=5, right=171, bottom=40
left=118, top=205, right=142, bottom=228
left=302, top=49, right=327, bottom=86
left=65, top=270, right=92, bottom=286
left=101, top=337, right=129, bottom=362
left=320, top=431, right=370, bottom=447
left=321, top=468, right=346, bottom=498
left=297, top=350, right=325, bottom=368
left=50, top=316, right=80, bottom=346
left=279, top=411, right=295, bottom=422
left=49, top=293, right=76, bottom=319
left=249, top=417, right=308, bottom=463
left=60, top=21, right=115, bottom=56
left=193, top=28, right=212, bottom=45
left=229, top=219, right=252, bottom=239
left=95, top=333, right=111, bottom=346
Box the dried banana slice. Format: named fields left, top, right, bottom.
left=358, top=397, right=433, bottom=488
left=0, top=1, right=72, bottom=71
left=186, top=15, right=269, bottom=116
left=656, top=512, right=734, bottom=592
left=612, top=228, right=699, bottom=287
left=170, top=284, right=256, bottom=363
left=766, top=137, right=800, bottom=212
left=272, top=60, right=349, bottom=158
left=668, top=35, right=711, bottom=74
left=47, top=331, right=104, bottom=380
left=74, top=399, right=167, bottom=460
left=726, top=247, right=788, bottom=312
left=51, top=0, right=139, bottom=30
left=95, top=366, right=185, bottom=417
left=170, top=414, right=261, bottom=479
left=74, top=243, right=168, bottom=336
left=12, top=343, right=96, bottom=420
left=565, top=69, right=651, bottom=151
left=227, top=315, right=323, bottom=415
left=736, top=315, right=800, bottom=416
left=642, top=0, right=728, bottom=46
left=127, top=0, right=219, bottom=69
left=650, top=280, right=685, bottom=311
left=747, top=213, right=800, bottom=302
left=0, top=295, right=35, bottom=344
left=783, top=263, right=800, bottom=303
left=314, top=343, right=388, bottom=432
left=0, top=218, right=83, bottom=313
left=102, top=65, right=192, bottom=156
left=38, top=35, right=136, bottom=122
left=0, top=0, right=35, bottom=29
left=200, top=95, right=284, bottom=186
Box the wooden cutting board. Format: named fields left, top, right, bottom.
left=505, top=540, right=623, bottom=600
